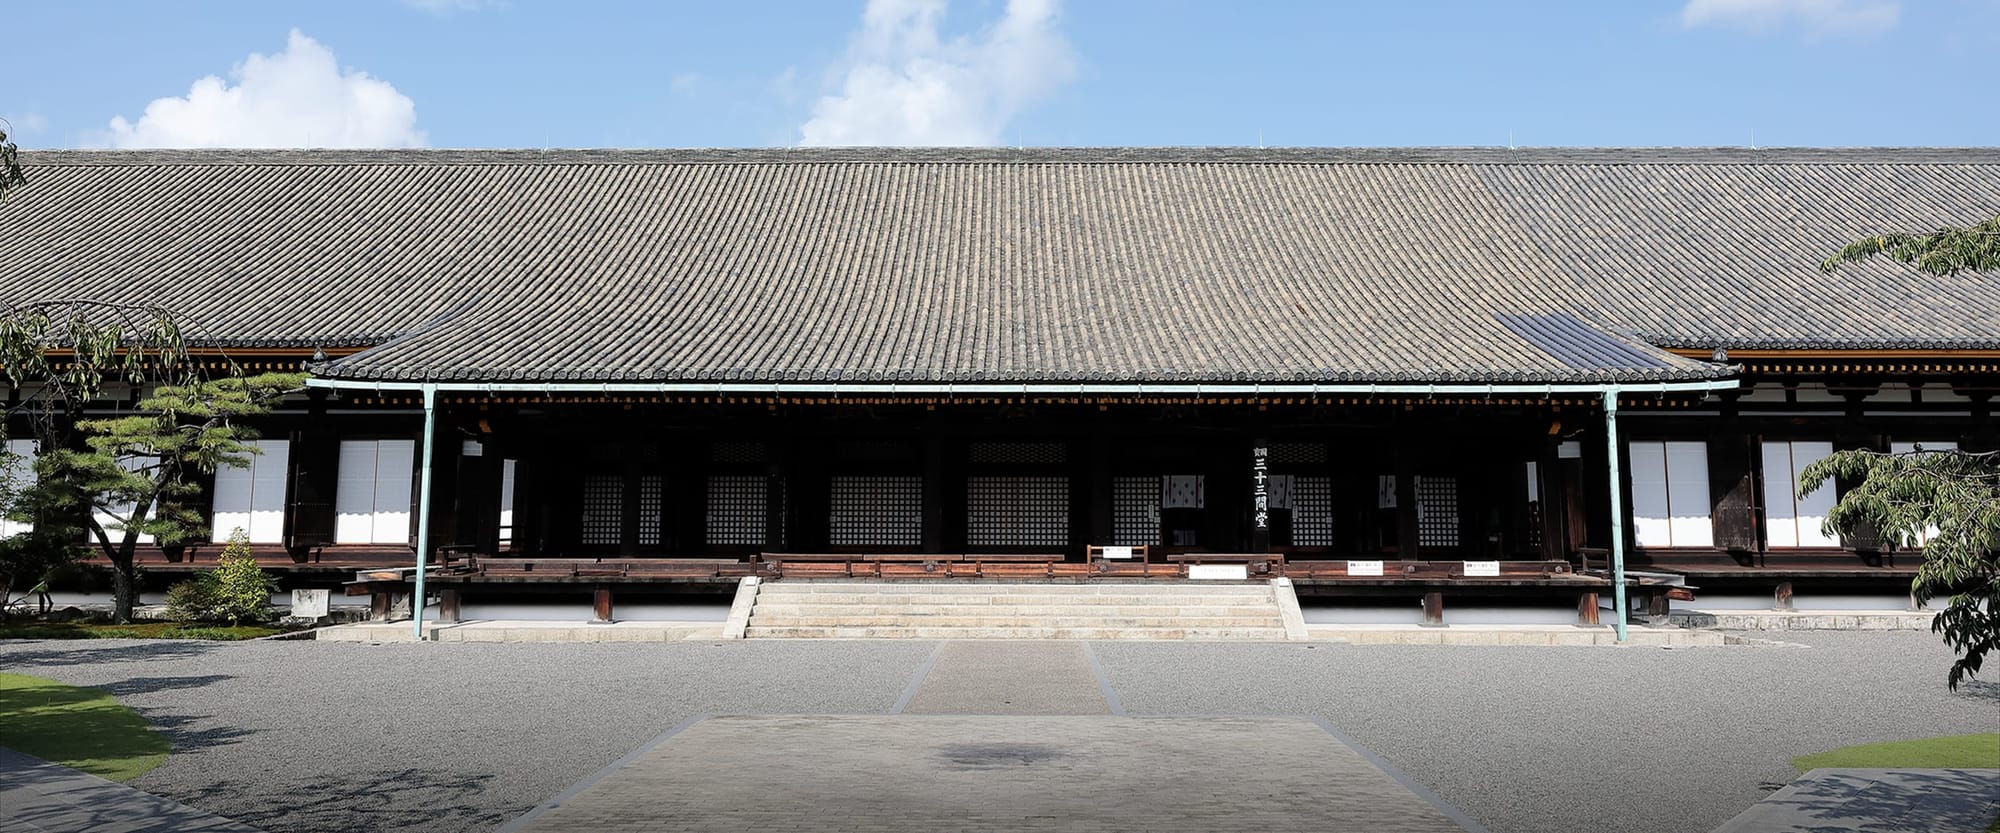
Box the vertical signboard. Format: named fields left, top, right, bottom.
left=1251, top=440, right=1271, bottom=552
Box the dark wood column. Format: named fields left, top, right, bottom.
left=285, top=390, right=339, bottom=556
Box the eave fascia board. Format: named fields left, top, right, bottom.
left=303, top=377, right=1741, bottom=397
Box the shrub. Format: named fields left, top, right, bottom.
left=164, top=578, right=218, bottom=623
left=208, top=530, right=276, bottom=626
left=165, top=530, right=275, bottom=626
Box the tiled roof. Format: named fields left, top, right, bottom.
left=6, top=147, right=1996, bottom=383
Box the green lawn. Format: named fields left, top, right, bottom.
left=0, top=621, right=283, bottom=640
left=1793, top=734, right=2000, bottom=771
left=0, top=672, right=170, bottom=782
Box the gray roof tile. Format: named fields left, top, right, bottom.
left=6, top=147, right=1995, bottom=383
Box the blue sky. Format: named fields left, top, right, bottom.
left=7, top=0, right=1997, bottom=150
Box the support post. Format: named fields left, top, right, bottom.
left=439, top=588, right=461, bottom=624
left=1421, top=591, right=1444, bottom=626
left=1577, top=591, right=1601, bottom=625
left=411, top=385, right=438, bottom=639
left=1602, top=390, right=1629, bottom=643
left=592, top=585, right=615, bottom=623
left=1774, top=581, right=1794, bottom=611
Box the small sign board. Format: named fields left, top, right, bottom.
left=1463, top=561, right=1501, bottom=577
left=1188, top=564, right=1249, bottom=581
left=1101, top=546, right=1134, bottom=560
left=1557, top=440, right=1582, bottom=459
left=291, top=589, right=330, bottom=619
left=1346, top=559, right=1384, bottom=576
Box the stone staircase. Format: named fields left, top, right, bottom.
left=742, top=581, right=1297, bottom=639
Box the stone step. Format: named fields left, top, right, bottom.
left=749, top=615, right=1286, bottom=628
left=748, top=603, right=1280, bottom=617
left=741, top=625, right=1293, bottom=640
left=756, top=583, right=1274, bottom=596
left=749, top=593, right=1274, bottom=607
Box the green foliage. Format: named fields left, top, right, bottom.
left=0, top=300, right=303, bottom=623
left=164, top=576, right=219, bottom=623
left=1800, top=448, right=1998, bottom=689
left=0, top=672, right=169, bottom=782
left=209, top=530, right=276, bottom=625
left=1820, top=215, right=2000, bottom=277
left=1792, top=733, right=2000, bottom=772
left=0, top=122, right=23, bottom=202
left=164, top=530, right=277, bottom=625
left=0, top=621, right=283, bottom=640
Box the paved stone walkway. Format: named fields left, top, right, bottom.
left=0, top=748, right=265, bottom=833
left=503, top=715, right=1478, bottom=833
left=1711, top=768, right=2000, bottom=833
left=900, top=642, right=1110, bottom=714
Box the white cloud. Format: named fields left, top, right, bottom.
left=95, top=30, right=425, bottom=149
left=1681, top=0, right=1900, bottom=35
left=799, top=0, right=1076, bottom=147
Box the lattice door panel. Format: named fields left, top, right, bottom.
left=1291, top=475, right=1335, bottom=546
left=580, top=474, right=623, bottom=546
left=711, top=442, right=768, bottom=464
left=1416, top=475, right=1461, bottom=549
left=968, top=442, right=1067, bottom=465
left=706, top=475, right=768, bottom=546
left=966, top=476, right=1069, bottom=547
left=1112, top=476, right=1160, bottom=546
left=1271, top=443, right=1328, bottom=465
left=637, top=475, right=664, bottom=547
left=829, top=475, right=923, bottom=547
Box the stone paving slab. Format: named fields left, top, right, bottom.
left=0, top=748, right=265, bottom=833
left=900, top=642, right=1109, bottom=715
left=504, top=715, right=1479, bottom=833
left=1710, top=768, right=2000, bottom=833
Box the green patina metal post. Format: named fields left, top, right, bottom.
left=1602, top=390, right=1628, bottom=643
left=412, top=384, right=437, bottom=639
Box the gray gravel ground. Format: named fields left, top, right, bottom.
left=0, top=639, right=937, bottom=833
left=1, top=633, right=1993, bottom=833
left=1092, top=632, right=2000, bottom=833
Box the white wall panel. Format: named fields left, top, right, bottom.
left=1664, top=442, right=1714, bottom=547
left=1760, top=442, right=1798, bottom=548
left=334, top=441, right=378, bottom=544
left=1628, top=441, right=1672, bottom=547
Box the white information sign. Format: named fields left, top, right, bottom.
left=1346, top=560, right=1384, bottom=577
left=1463, top=561, right=1501, bottom=577
left=291, top=588, right=330, bottom=619
left=1188, top=564, right=1249, bottom=580
left=1101, top=546, right=1134, bottom=560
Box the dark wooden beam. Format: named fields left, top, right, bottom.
left=1577, top=591, right=1600, bottom=625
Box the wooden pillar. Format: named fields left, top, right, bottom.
left=1646, top=591, right=1670, bottom=618
left=922, top=437, right=946, bottom=554
left=370, top=591, right=393, bottom=622
left=1087, top=433, right=1112, bottom=548
left=1577, top=591, right=1601, bottom=625
left=1774, top=581, right=1794, bottom=611
left=592, top=585, right=615, bottom=623
left=438, top=588, right=462, bottom=624
left=285, top=391, right=340, bottom=557
left=1395, top=456, right=1420, bottom=559
left=1421, top=591, right=1444, bottom=626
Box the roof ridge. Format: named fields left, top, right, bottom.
left=18, top=146, right=2000, bottom=167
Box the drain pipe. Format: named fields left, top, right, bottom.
left=411, top=384, right=438, bottom=639
left=1602, top=390, right=1628, bottom=643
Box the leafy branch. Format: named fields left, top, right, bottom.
left=1819, top=215, right=2000, bottom=277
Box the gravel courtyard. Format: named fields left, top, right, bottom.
left=0, top=633, right=1992, bottom=833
